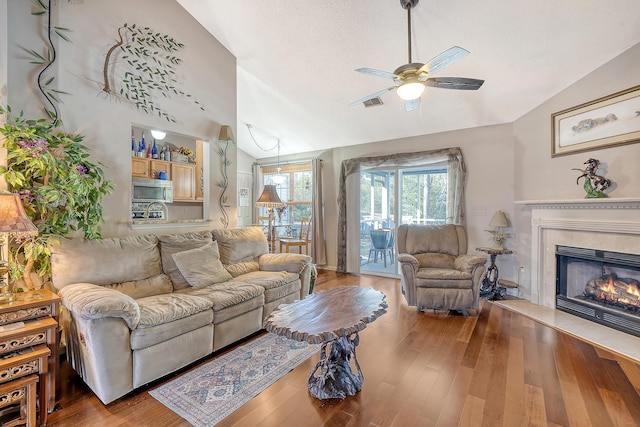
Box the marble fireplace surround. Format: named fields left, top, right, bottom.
left=498, top=197, right=640, bottom=362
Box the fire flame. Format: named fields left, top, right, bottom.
left=597, top=276, right=640, bottom=307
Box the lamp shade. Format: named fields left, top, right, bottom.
left=255, top=185, right=284, bottom=208
left=218, top=125, right=235, bottom=142
left=0, top=192, right=38, bottom=236
left=488, top=210, right=510, bottom=228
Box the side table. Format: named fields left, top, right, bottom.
left=476, top=247, right=513, bottom=300
left=0, top=289, right=61, bottom=425
left=264, top=287, right=387, bottom=399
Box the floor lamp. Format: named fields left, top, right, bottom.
left=255, top=185, right=284, bottom=250
left=0, top=192, right=39, bottom=302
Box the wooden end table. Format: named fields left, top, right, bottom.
left=264, top=286, right=387, bottom=399
left=0, top=289, right=61, bottom=425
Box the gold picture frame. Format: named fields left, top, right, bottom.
left=551, top=85, right=640, bottom=157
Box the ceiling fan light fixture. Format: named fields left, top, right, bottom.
left=397, top=81, right=425, bottom=101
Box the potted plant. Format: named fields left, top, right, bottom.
left=309, top=263, right=317, bottom=294
left=0, top=106, right=114, bottom=291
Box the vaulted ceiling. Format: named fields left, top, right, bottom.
left=177, top=0, right=640, bottom=159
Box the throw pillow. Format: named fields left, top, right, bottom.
left=171, top=241, right=232, bottom=288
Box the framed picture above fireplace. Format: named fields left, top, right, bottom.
left=551, top=84, right=640, bottom=157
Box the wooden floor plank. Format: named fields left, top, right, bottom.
left=46, top=271, right=640, bottom=427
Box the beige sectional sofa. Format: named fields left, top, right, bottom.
left=50, top=227, right=312, bottom=404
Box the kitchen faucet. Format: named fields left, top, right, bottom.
left=144, top=201, right=168, bottom=219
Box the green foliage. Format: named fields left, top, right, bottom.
left=103, top=23, right=205, bottom=122
left=0, top=106, right=115, bottom=286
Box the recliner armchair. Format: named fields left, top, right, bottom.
left=397, top=224, right=487, bottom=312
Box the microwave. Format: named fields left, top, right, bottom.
left=132, top=178, right=173, bottom=203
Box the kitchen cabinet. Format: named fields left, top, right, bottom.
left=150, top=160, right=171, bottom=180
left=172, top=163, right=196, bottom=201
left=131, top=157, right=150, bottom=178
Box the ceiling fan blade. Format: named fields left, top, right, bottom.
left=349, top=87, right=396, bottom=106
left=404, top=98, right=420, bottom=112
left=355, top=67, right=399, bottom=81
left=425, top=77, right=484, bottom=90
left=418, top=46, right=469, bottom=76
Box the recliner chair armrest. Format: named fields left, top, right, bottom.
left=59, top=283, right=140, bottom=329
left=398, top=253, right=419, bottom=306
left=397, top=253, right=419, bottom=271
left=454, top=255, right=487, bottom=273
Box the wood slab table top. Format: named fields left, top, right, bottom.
left=264, top=286, right=388, bottom=344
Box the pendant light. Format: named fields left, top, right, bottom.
left=272, top=140, right=286, bottom=184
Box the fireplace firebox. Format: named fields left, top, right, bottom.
left=556, top=245, right=640, bottom=337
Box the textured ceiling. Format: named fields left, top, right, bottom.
left=177, top=0, right=640, bottom=159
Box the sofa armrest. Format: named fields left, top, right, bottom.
left=259, top=253, right=312, bottom=274
left=259, top=253, right=313, bottom=298
left=59, top=283, right=140, bottom=329
left=454, top=255, right=487, bottom=273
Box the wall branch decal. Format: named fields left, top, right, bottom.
left=101, top=23, right=205, bottom=122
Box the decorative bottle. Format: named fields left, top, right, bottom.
left=151, top=139, right=158, bottom=159
left=131, top=134, right=136, bottom=157
left=159, top=146, right=165, bottom=161
left=165, top=147, right=171, bottom=162
left=139, top=133, right=146, bottom=157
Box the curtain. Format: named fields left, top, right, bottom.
left=336, top=147, right=467, bottom=273
left=311, top=158, right=326, bottom=265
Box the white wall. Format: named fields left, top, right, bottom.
left=321, top=123, right=517, bottom=279
left=5, top=0, right=237, bottom=236
left=513, top=42, right=640, bottom=298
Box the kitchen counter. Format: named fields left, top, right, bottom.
left=131, top=218, right=213, bottom=229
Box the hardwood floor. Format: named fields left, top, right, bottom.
left=47, top=271, right=640, bottom=427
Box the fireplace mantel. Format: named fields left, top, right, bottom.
left=514, top=197, right=640, bottom=209
left=520, top=197, right=640, bottom=307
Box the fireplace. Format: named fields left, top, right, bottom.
left=555, top=245, right=640, bottom=337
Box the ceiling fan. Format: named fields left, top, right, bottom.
left=350, top=0, right=484, bottom=112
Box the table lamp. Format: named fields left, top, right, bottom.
left=0, top=192, right=39, bottom=302
left=486, top=210, right=510, bottom=249
left=255, top=185, right=285, bottom=244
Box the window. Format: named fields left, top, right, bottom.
left=400, top=167, right=447, bottom=224
left=261, top=163, right=312, bottom=226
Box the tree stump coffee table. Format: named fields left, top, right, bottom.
left=264, top=286, right=387, bottom=399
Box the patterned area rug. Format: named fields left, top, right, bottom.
left=149, top=333, right=320, bottom=426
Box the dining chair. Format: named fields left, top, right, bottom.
left=279, top=217, right=311, bottom=254
left=367, top=228, right=392, bottom=267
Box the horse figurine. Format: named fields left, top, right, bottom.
left=572, top=158, right=611, bottom=198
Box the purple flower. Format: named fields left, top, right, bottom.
left=12, top=233, right=33, bottom=245
left=19, top=189, right=35, bottom=204
left=17, top=138, right=48, bottom=158
left=76, top=163, right=89, bottom=175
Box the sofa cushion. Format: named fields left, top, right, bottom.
left=51, top=234, right=161, bottom=290
left=415, top=267, right=472, bottom=289
left=414, top=253, right=456, bottom=269
left=103, top=273, right=173, bottom=299
left=212, top=227, right=269, bottom=265
left=136, top=294, right=214, bottom=328
left=405, top=225, right=460, bottom=257
left=158, top=231, right=213, bottom=290
left=233, top=271, right=301, bottom=303
left=130, top=310, right=213, bottom=350
left=172, top=241, right=232, bottom=288
left=225, top=261, right=260, bottom=278
left=179, top=282, right=265, bottom=324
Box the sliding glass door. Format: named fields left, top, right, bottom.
left=359, top=164, right=448, bottom=276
